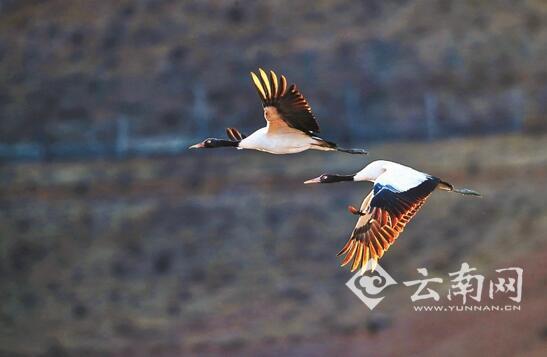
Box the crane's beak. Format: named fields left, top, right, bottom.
left=304, top=176, right=322, bottom=184
left=188, top=142, right=205, bottom=149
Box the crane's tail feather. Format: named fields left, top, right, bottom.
left=438, top=180, right=481, bottom=196
left=336, top=147, right=368, bottom=155
left=312, top=136, right=368, bottom=154
left=452, top=187, right=482, bottom=196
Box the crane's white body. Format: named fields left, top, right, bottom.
left=353, top=160, right=430, bottom=192
left=238, top=126, right=332, bottom=154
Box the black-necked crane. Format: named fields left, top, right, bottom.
left=189, top=69, right=367, bottom=155
left=304, top=160, right=481, bottom=272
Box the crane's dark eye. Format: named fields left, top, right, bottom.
left=206, top=140, right=212, bottom=144
left=321, top=175, right=328, bottom=182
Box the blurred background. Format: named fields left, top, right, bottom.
left=0, top=0, right=546, bottom=356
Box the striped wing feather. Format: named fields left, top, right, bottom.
left=250, top=68, right=320, bottom=134
left=338, top=180, right=437, bottom=272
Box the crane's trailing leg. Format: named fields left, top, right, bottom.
left=348, top=205, right=366, bottom=216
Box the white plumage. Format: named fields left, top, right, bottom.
left=354, top=160, right=430, bottom=192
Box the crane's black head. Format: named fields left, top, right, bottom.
left=304, top=174, right=355, bottom=184
left=189, top=138, right=238, bottom=149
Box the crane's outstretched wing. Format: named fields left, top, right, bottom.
left=250, top=68, right=320, bottom=134
left=338, top=177, right=440, bottom=272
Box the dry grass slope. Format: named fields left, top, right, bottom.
left=0, top=133, right=546, bottom=355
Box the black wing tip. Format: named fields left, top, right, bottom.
left=226, top=128, right=237, bottom=141
left=226, top=127, right=246, bottom=141
left=336, top=243, right=350, bottom=256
